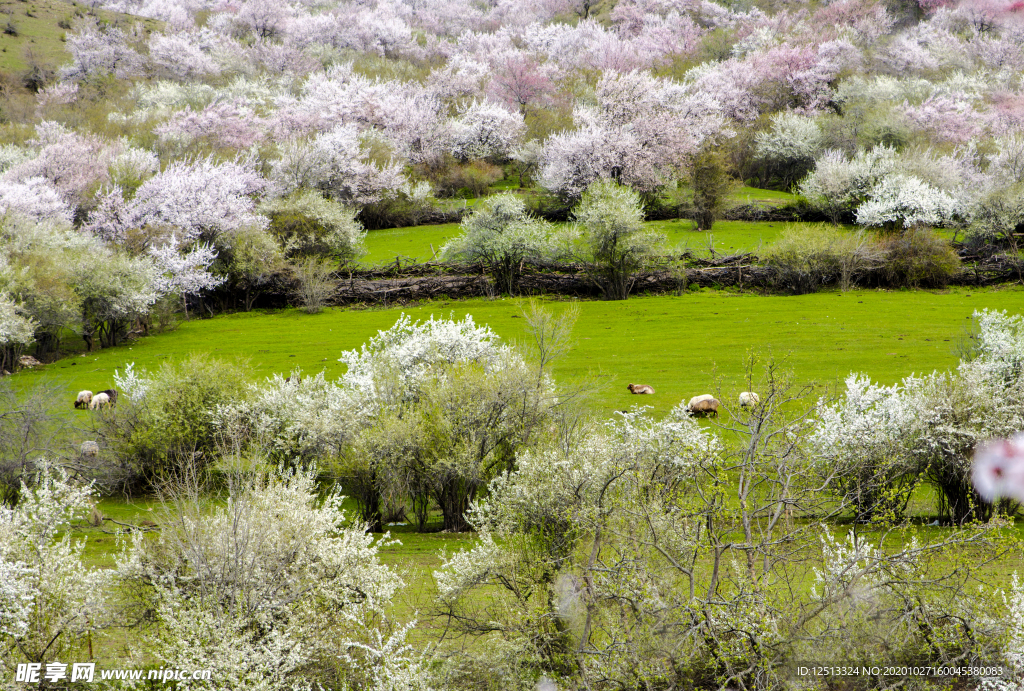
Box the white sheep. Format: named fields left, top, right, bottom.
left=687, top=394, right=714, bottom=410
left=75, top=390, right=93, bottom=409
left=89, top=392, right=111, bottom=410
left=80, top=441, right=100, bottom=457
left=739, top=391, right=760, bottom=408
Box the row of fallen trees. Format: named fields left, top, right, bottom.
left=236, top=248, right=1021, bottom=308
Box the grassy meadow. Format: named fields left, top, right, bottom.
left=358, top=187, right=806, bottom=266
left=25, top=284, right=1024, bottom=660
left=360, top=219, right=830, bottom=266
left=17, top=286, right=1024, bottom=419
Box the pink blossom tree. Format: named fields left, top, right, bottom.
left=155, top=101, right=265, bottom=151
left=485, top=52, right=555, bottom=115
left=61, top=19, right=146, bottom=81
left=0, top=178, right=73, bottom=225
left=4, top=124, right=116, bottom=212
left=85, top=159, right=268, bottom=245
left=540, top=71, right=726, bottom=200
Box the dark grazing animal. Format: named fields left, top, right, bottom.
left=687, top=398, right=720, bottom=416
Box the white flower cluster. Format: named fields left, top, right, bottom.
left=442, top=405, right=721, bottom=600
left=211, top=371, right=365, bottom=460
left=0, top=463, right=110, bottom=678
left=812, top=528, right=884, bottom=601
left=113, top=361, right=151, bottom=403
left=119, top=467, right=411, bottom=691
left=149, top=234, right=225, bottom=300
left=449, top=100, right=526, bottom=162
left=755, top=111, right=823, bottom=164
left=0, top=293, right=37, bottom=347
left=810, top=373, right=917, bottom=471
left=339, top=313, right=519, bottom=401
left=855, top=173, right=960, bottom=229
left=813, top=309, right=1024, bottom=519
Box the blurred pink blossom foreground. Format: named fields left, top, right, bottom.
left=973, top=433, right=1024, bottom=503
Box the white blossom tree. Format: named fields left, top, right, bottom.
left=270, top=127, right=406, bottom=206
left=0, top=293, right=37, bottom=372
left=149, top=235, right=226, bottom=318
left=117, top=466, right=425, bottom=691
left=440, top=193, right=556, bottom=294
left=0, top=463, right=110, bottom=681
left=754, top=111, right=824, bottom=190
left=561, top=179, right=667, bottom=300
left=856, top=174, right=961, bottom=231
left=75, top=249, right=159, bottom=348
left=0, top=178, right=73, bottom=225
left=448, top=100, right=526, bottom=162
left=86, top=159, right=268, bottom=245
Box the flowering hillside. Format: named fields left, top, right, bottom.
left=1, top=0, right=1023, bottom=364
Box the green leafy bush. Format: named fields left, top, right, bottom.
left=880, top=227, right=961, bottom=288
left=98, top=355, right=248, bottom=492
left=764, top=224, right=883, bottom=293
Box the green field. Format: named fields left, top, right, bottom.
left=16, top=286, right=1024, bottom=419
left=24, top=285, right=1024, bottom=664
left=359, top=187, right=806, bottom=266
left=361, top=219, right=829, bottom=266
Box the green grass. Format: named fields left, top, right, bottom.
left=648, top=219, right=838, bottom=256
left=729, top=186, right=798, bottom=204
left=0, top=0, right=159, bottom=72
left=361, top=223, right=461, bottom=265
left=361, top=218, right=829, bottom=265
left=15, top=286, right=1024, bottom=419
left=358, top=187, right=807, bottom=265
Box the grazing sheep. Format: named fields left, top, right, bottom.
left=89, top=392, right=111, bottom=410
left=97, top=389, right=118, bottom=406
left=739, top=391, right=760, bottom=408
left=75, top=390, right=93, bottom=409
left=687, top=394, right=714, bottom=409
left=627, top=383, right=655, bottom=394
left=688, top=398, right=720, bottom=417
left=80, top=441, right=100, bottom=457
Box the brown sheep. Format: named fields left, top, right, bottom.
left=687, top=398, right=720, bottom=416
left=97, top=389, right=118, bottom=406
left=627, top=383, right=655, bottom=394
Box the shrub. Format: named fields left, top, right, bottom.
left=754, top=111, right=824, bottom=190
left=966, top=183, right=1024, bottom=253
left=292, top=257, right=336, bottom=314
left=218, top=225, right=285, bottom=311
left=562, top=179, right=667, bottom=300
left=431, top=159, right=504, bottom=198
left=0, top=380, right=72, bottom=506
left=441, top=193, right=556, bottom=295
left=763, top=225, right=883, bottom=293
left=116, top=466, right=420, bottom=691
left=98, top=356, right=248, bottom=492
left=688, top=145, right=735, bottom=231
left=358, top=181, right=438, bottom=230
left=261, top=191, right=365, bottom=265
left=880, top=227, right=961, bottom=288
left=0, top=462, right=110, bottom=678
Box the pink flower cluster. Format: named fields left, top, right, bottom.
left=973, top=434, right=1024, bottom=503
